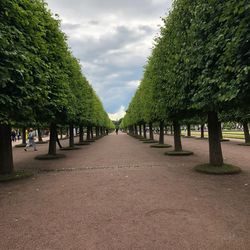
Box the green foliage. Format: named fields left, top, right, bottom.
left=123, top=0, right=250, bottom=128
left=0, top=0, right=49, bottom=124
left=0, top=0, right=112, bottom=129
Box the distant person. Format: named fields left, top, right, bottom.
left=106, top=129, right=109, bottom=135
left=56, top=130, right=62, bottom=149
left=115, top=128, right=119, bottom=135
left=11, top=130, right=16, bottom=142
left=17, top=130, right=21, bottom=140
left=24, top=128, right=37, bottom=151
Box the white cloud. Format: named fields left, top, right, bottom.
left=45, top=0, right=173, bottom=113
left=108, top=106, right=126, bottom=121
left=126, top=80, right=140, bottom=89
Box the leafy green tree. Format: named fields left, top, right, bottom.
left=124, top=0, right=249, bottom=167
left=0, top=0, right=113, bottom=174
left=0, top=0, right=51, bottom=174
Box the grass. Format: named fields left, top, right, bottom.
left=181, top=130, right=245, bottom=140
left=223, top=131, right=245, bottom=135
left=194, top=164, right=241, bottom=175
left=0, top=170, right=33, bottom=182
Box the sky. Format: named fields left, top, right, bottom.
left=45, top=0, right=172, bottom=120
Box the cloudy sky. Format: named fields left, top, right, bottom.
left=45, top=0, right=172, bottom=120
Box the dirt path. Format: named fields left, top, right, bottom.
left=0, top=133, right=250, bottom=250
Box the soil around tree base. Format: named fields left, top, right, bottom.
left=221, top=139, right=230, bottom=142
left=35, top=154, right=66, bottom=160
left=129, top=134, right=142, bottom=139
left=36, top=141, right=48, bottom=144
left=238, top=143, right=250, bottom=146
left=74, top=142, right=91, bottom=146
left=0, top=170, right=33, bottom=182
left=139, top=138, right=151, bottom=141
left=182, top=136, right=195, bottom=138
left=60, top=147, right=81, bottom=151
left=94, top=136, right=103, bottom=140
left=142, top=140, right=158, bottom=144
left=134, top=136, right=144, bottom=139
left=165, top=150, right=194, bottom=156
left=150, top=144, right=172, bottom=148
left=85, top=139, right=95, bottom=143
left=194, top=164, right=241, bottom=175
left=59, top=137, right=69, bottom=141
left=15, top=144, right=26, bottom=148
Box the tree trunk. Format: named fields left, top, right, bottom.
left=143, top=123, right=147, bottom=138
left=243, top=121, right=250, bottom=143
left=0, top=124, right=14, bottom=175
left=60, top=128, right=63, bottom=139
left=56, top=130, right=62, bottom=148
left=170, top=125, right=173, bottom=135
left=87, top=126, right=91, bottom=140
left=173, top=120, right=182, bottom=151
left=96, top=126, right=99, bottom=137
left=22, top=127, right=26, bottom=145
left=201, top=124, right=204, bottom=138
left=218, top=122, right=223, bottom=140
left=38, top=128, right=43, bottom=142
left=130, top=126, right=133, bottom=134
left=69, top=124, right=74, bottom=148
left=134, top=125, right=138, bottom=135
left=208, top=111, right=223, bottom=166
left=187, top=124, right=191, bottom=137
left=90, top=127, right=94, bottom=139
left=149, top=122, right=154, bottom=140
left=48, top=123, right=57, bottom=155
left=79, top=125, right=84, bottom=143
left=139, top=125, right=142, bottom=136
left=159, top=121, right=164, bottom=144
left=66, top=128, right=69, bottom=138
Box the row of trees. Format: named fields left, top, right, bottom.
left=0, top=0, right=113, bottom=175
left=121, top=0, right=250, bottom=167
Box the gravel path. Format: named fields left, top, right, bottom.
left=0, top=133, right=250, bottom=250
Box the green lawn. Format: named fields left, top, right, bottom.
left=181, top=131, right=245, bottom=140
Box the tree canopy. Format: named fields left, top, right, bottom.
left=122, top=0, right=250, bottom=166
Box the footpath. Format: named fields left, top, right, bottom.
left=0, top=133, right=250, bottom=250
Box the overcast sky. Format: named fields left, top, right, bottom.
left=45, top=0, right=172, bottom=120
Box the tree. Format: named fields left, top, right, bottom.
left=0, top=0, right=51, bottom=174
